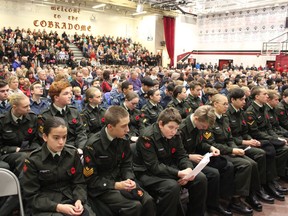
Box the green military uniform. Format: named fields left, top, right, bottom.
left=265, top=104, right=288, bottom=138
left=179, top=114, right=234, bottom=207
left=38, top=105, right=87, bottom=149
left=121, top=103, right=142, bottom=138
left=0, top=110, right=39, bottom=176
left=22, top=144, right=93, bottom=216
left=140, top=101, right=163, bottom=133
left=245, top=102, right=288, bottom=178
left=226, top=105, right=267, bottom=184
left=83, top=128, right=155, bottom=216
left=202, top=114, right=259, bottom=197
left=275, top=100, right=288, bottom=131
left=166, top=98, right=191, bottom=119
left=186, top=94, right=203, bottom=113
left=80, top=104, right=106, bottom=137
left=133, top=123, right=207, bottom=216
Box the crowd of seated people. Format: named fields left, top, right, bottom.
left=73, top=32, right=162, bottom=67
left=1, top=27, right=288, bottom=216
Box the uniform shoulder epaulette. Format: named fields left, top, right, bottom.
left=141, top=136, right=151, bottom=141
left=65, top=144, right=77, bottom=150
left=68, top=105, right=78, bottom=110
left=86, top=132, right=101, bottom=146
left=30, top=147, right=42, bottom=155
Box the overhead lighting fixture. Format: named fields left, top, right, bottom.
left=132, top=11, right=147, bottom=16
left=136, top=4, right=143, bottom=13
left=92, top=4, right=106, bottom=9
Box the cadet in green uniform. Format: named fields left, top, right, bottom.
left=0, top=93, right=39, bottom=216
left=83, top=106, right=155, bottom=216
left=38, top=80, right=87, bottom=151
left=134, top=107, right=207, bottom=216
left=186, top=81, right=203, bottom=113
left=275, top=88, right=288, bottom=131
left=245, top=86, right=288, bottom=199
left=203, top=94, right=254, bottom=215
left=180, top=105, right=233, bottom=216
left=120, top=92, right=142, bottom=140
left=167, top=85, right=191, bottom=119
left=22, top=117, right=94, bottom=216
left=266, top=90, right=288, bottom=138
left=227, top=88, right=275, bottom=209
left=0, top=93, right=39, bottom=176
left=140, top=89, right=163, bottom=134
left=81, top=87, right=106, bottom=137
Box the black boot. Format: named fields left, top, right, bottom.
left=256, top=187, right=274, bottom=204
left=228, top=197, right=253, bottom=215
left=273, top=180, right=288, bottom=195
left=207, top=204, right=233, bottom=216
left=264, top=183, right=285, bottom=201
left=245, top=193, right=262, bottom=212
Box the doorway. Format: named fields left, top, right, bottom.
left=219, top=59, right=233, bottom=70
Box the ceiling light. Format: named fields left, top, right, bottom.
left=136, top=4, right=143, bottom=13
left=92, top=4, right=106, bottom=9
left=132, top=11, right=147, bottom=16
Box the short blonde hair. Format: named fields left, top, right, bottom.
left=9, top=93, right=28, bottom=106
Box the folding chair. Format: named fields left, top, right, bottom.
left=0, top=168, right=24, bottom=216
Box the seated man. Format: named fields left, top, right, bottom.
left=134, top=107, right=207, bottom=216
left=83, top=106, right=155, bottom=216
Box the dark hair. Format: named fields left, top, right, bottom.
left=147, top=89, right=159, bottom=99
left=228, top=88, right=245, bottom=102
left=173, top=85, right=184, bottom=98
left=189, top=81, right=201, bottom=90
left=103, top=70, right=111, bottom=81
left=157, top=107, right=182, bottom=125
left=104, top=106, right=129, bottom=126
left=43, top=116, right=67, bottom=136
left=0, top=80, right=8, bottom=88
left=166, top=83, right=175, bottom=92
left=121, top=81, right=132, bottom=92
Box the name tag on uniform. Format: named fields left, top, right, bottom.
left=187, top=138, right=192, bottom=141
left=231, top=120, right=236, bottom=123
left=90, top=118, right=96, bottom=121
left=99, top=155, right=109, bottom=159
left=258, top=116, right=262, bottom=119
left=39, top=170, right=51, bottom=173
left=158, top=148, right=164, bottom=152
left=215, top=127, right=220, bottom=129
left=5, top=130, right=12, bottom=133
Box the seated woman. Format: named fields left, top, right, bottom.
left=140, top=89, right=163, bottom=134
left=121, top=92, right=141, bottom=141
left=167, top=85, right=191, bottom=119
left=22, top=116, right=95, bottom=216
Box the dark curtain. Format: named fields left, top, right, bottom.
left=163, top=16, right=175, bottom=67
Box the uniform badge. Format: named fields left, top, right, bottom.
left=137, top=189, right=144, bottom=197
left=248, top=116, right=253, bottom=120
left=143, top=119, right=147, bottom=123
left=85, top=156, right=91, bottom=163
left=70, top=167, right=76, bottom=175
left=39, top=125, right=44, bottom=134
left=242, top=120, right=246, bottom=125
left=203, top=132, right=212, bottom=140
left=83, top=167, right=94, bottom=177
left=280, top=111, right=284, bottom=115
left=144, top=142, right=151, bottom=149
left=227, top=127, right=231, bottom=132
left=122, top=152, right=125, bottom=159
left=247, top=121, right=254, bottom=125
left=23, top=164, right=28, bottom=172
left=171, top=148, right=176, bottom=154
